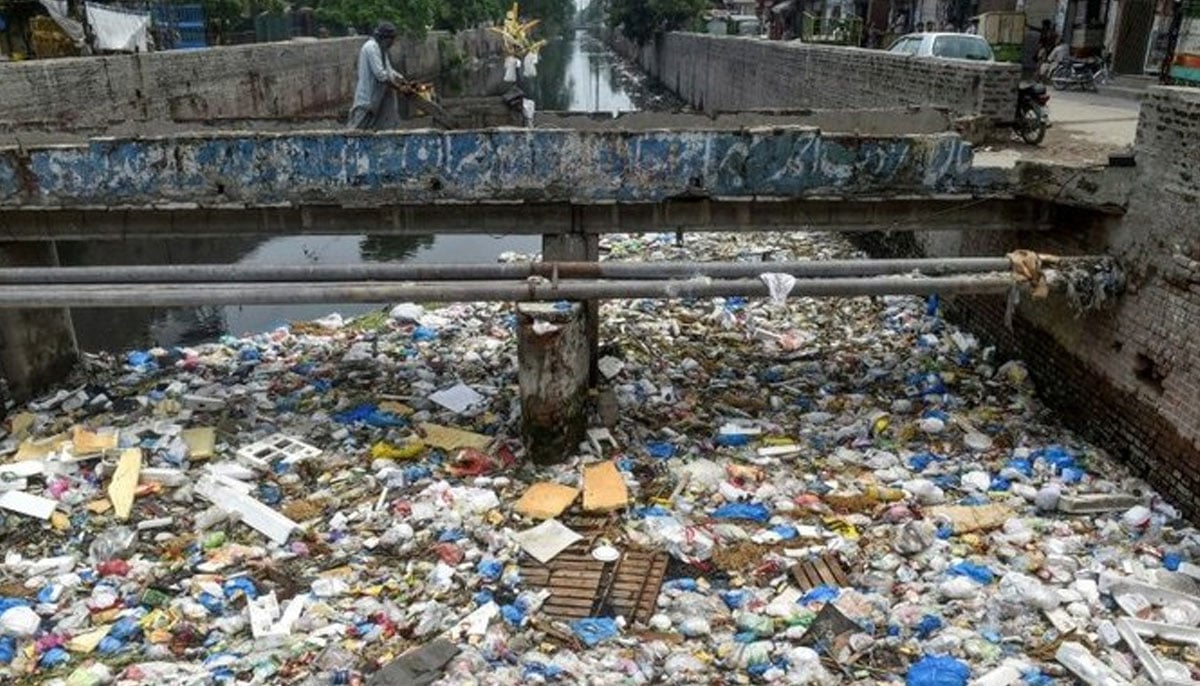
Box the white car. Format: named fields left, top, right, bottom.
left=887, top=32, right=995, bottom=61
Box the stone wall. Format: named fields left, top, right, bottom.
left=859, top=86, right=1200, bottom=519
left=611, top=32, right=1021, bottom=132
left=0, top=30, right=501, bottom=128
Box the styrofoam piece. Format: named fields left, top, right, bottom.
left=196, top=475, right=297, bottom=545
left=1045, top=607, right=1080, bottom=632
left=139, top=468, right=187, bottom=487
left=1059, top=494, right=1149, bottom=514
left=1056, top=641, right=1133, bottom=686
left=236, top=434, right=321, bottom=471
left=0, top=461, right=45, bottom=479
left=1178, top=562, right=1200, bottom=583
left=0, top=491, right=57, bottom=519
left=1103, top=573, right=1200, bottom=613
left=757, top=445, right=802, bottom=457
left=1116, top=618, right=1200, bottom=686
left=182, top=394, right=227, bottom=411
left=970, top=659, right=1030, bottom=686
left=587, top=428, right=618, bottom=455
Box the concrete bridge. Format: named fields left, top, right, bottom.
left=0, top=30, right=1158, bottom=479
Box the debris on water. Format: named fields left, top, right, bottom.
left=0, top=230, right=1186, bottom=684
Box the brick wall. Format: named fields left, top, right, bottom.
left=611, top=32, right=1021, bottom=128
left=856, top=86, right=1200, bottom=519
left=0, top=30, right=500, bottom=128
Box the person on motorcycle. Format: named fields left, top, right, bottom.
left=1039, top=41, right=1070, bottom=82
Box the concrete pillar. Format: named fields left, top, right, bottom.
left=542, top=231, right=600, bottom=384
left=517, top=302, right=589, bottom=465
left=0, top=242, right=78, bottom=402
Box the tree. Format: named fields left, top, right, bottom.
left=315, top=0, right=441, bottom=36
left=201, top=0, right=244, bottom=45
left=435, top=0, right=504, bottom=31
left=608, top=0, right=706, bottom=44
left=519, top=0, right=574, bottom=35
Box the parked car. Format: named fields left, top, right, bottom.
left=887, top=32, right=995, bottom=61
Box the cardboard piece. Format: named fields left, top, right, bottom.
left=927, top=503, right=1013, bottom=533
left=0, top=490, right=58, bottom=519
left=418, top=423, right=491, bottom=452
left=513, top=519, right=583, bottom=564
left=514, top=483, right=579, bottom=520
left=13, top=434, right=68, bottom=462
left=72, top=426, right=119, bottom=454
left=582, top=461, right=628, bottom=512
left=182, top=427, right=217, bottom=460
left=108, top=448, right=142, bottom=520
left=66, top=625, right=112, bottom=654
left=9, top=412, right=34, bottom=439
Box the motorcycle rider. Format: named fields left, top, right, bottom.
left=1039, top=41, right=1070, bottom=83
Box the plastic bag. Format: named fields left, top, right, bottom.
left=571, top=617, right=619, bottom=647
left=88, top=526, right=136, bottom=564
left=906, top=655, right=970, bottom=686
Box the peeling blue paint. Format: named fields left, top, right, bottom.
left=0, top=128, right=975, bottom=207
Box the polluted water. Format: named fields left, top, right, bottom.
left=0, top=230, right=1195, bottom=686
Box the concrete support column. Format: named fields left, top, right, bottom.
left=542, top=229, right=600, bottom=384
left=517, top=302, right=589, bottom=465
left=0, top=242, right=78, bottom=402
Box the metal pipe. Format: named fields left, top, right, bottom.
left=0, top=275, right=1018, bottom=308
left=0, top=257, right=1032, bottom=284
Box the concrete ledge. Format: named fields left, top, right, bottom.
left=0, top=128, right=975, bottom=207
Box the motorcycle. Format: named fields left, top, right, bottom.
left=1050, top=53, right=1112, bottom=91
left=1013, top=82, right=1050, bottom=145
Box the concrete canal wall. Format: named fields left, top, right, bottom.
left=0, top=30, right=501, bottom=129
left=610, top=32, right=1021, bottom=133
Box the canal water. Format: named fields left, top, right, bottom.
left=66, top=30, right=663, bottom=352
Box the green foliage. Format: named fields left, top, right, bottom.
left=435, top=0, right=504, bottom=31
left=201, top=0, right=243, bottom=43
left=519, top=0, right=575, bottom=35
left=608, top=0, right=706, bottom=44
left=314, top=0, right=441, bottom=36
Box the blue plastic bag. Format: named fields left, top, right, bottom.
left=333, top=404, right=406, bottom=428
left=916, top=614, right=943, bottom=639
left=39, top=647, right=70, bottom=668
left=571, top=617, right=619, bottom=647
left=715, top=432, right=753, bottom=447
left=0, top=637, right=15, bottom=664
left=477, top=559, right=502, bottom=582
left=907, top=655, right=970, bottom=686
left=645, top=442, right=676, bottom=459
left=223, top=577, right=258, bottom=601
left=712, top=502, right=770, bottom=522
left=947, top=562, right=994, bottom=584
left=501, top=604, right=525, bottom=627
left=412, top=326, right=438, bottom=342
left=800, top=585, right=840, bottom=604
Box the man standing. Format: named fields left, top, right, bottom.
left=348, top=22, right=406, bottom=131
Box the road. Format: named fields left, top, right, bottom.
left=976, top=88, right=1142, bottom=167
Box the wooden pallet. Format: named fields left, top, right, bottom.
left=789, top=552, right=851, bottom=591
left=519, top=511, right=667, bottom=623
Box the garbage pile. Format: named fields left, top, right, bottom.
left=0, top=230, right=1196, bottom=686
